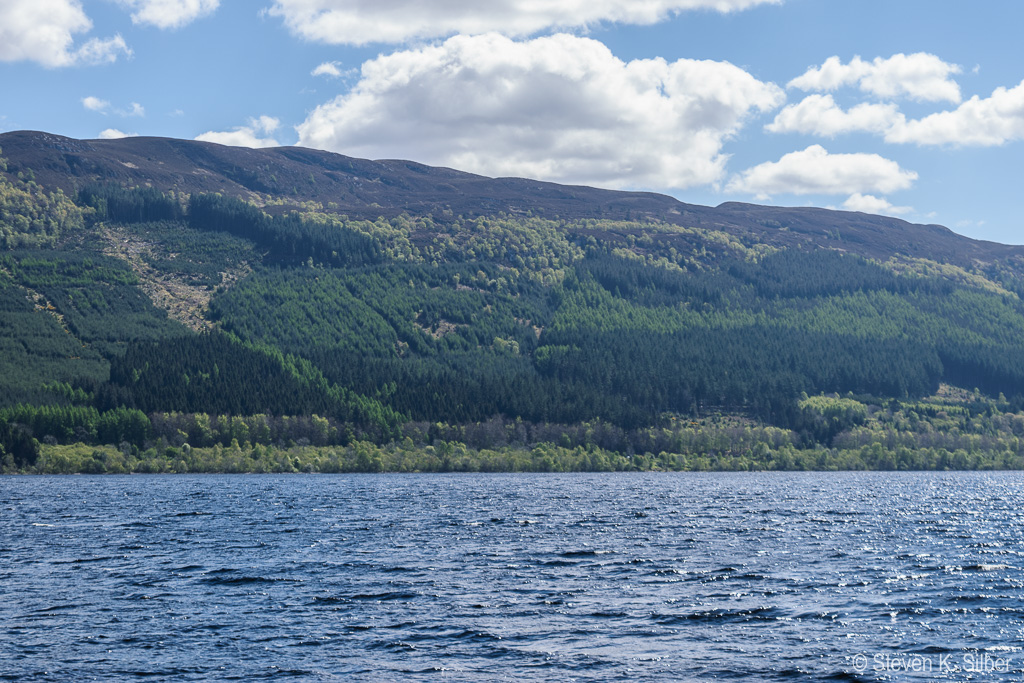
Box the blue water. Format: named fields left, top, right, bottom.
left=2, top=472, right=1024, bottom=681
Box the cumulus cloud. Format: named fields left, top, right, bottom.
left=0, top=0, right=130, bottom=67
left=296, top=33, right=784, bottom=190
left=98, top=128, right=138, bottom=139
left=82, top=96, right=111, bottom=112
left=841, top=193, right=912, bottom=216
left=270, top=0, right=780, bottom=45
left=766, top=94, right=902, bottom=137
left=196, top=116, right=281, bottom=148
left=311, top=61, right=343, bottom=78
left=726, top=145, right=917, bottom=199
left=771, top=75, right=1024, bottom=148
left=886, top=79, right=1024, bottom=146
left=117, top=0, right=219, bottom=29
left=789, top=53, right=962, bottom=103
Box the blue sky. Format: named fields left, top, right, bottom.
left=2, top=0, right=1023, bottom=244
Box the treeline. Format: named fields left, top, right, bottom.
left=537, top=324, right=942, bottom=426
left=210, top=262, right=548, bottom=356
left=940, top=344, right=1024, bottom=407
left=0, top=404, right=150, bottom=448
left=0, top=150, right=84, bottom=249
left=532, top=250, right=1024, bottom=426
left=92, top=332, right=403, bottom=439
left=316, top=353, right=653, bottom=426
left=77, top=184, right=383, bottom=268
left=206, top=262, right=654, bottom=425
left=18, top=436, right=1024, bottom=475
left=12, top=397, right=1019, bottom=465
left=203, top=247, right=1024, bottom=430
left=0, top=403, right=362, bottom=469
left=78, top=183, right=183, bottom=223
left=188, top=193, right=380, bottom=267
left=7, top=393, right=1024, bottom=473
left=149, top=412, right=350, bottom=448
left=0, top=274, right=109, bottom=406
left=727, top=248, right=954, bottom=300
left=0, top=421, right=39, bottom=470
left=577, top=251, right=732, bottom=307
left=0, top=249, right=183, bottom=357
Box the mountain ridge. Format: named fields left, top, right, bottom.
left=1, top=129, right=1018, bottom=266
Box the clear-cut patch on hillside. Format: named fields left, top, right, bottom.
left=99, top=224, right=251, bottom=332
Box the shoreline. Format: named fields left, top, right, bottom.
left=6, top=440, right=1021, bottom=475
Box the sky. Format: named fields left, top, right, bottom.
left=1, top=1, right=1023, bottom=245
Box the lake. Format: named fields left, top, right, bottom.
left=2, top=472, right=1023, bottom=681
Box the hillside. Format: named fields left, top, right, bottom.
left=3, top=130, right=1024, bottom=472
left=3, top=130, right=1019, bottom=265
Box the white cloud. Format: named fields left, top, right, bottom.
left=0, top=0, right=131, bottom=67
left=196, top=116, right=281, bottom=148
left=296, top=33, right=783, bottom=190
left=74, top=35, right=131, bottom=65
left=789, top=53, right=962, bottom=103
left=82, top=96, right=111, bottom=113
left=270, top=0, right=780, bottom=45
left=886, top=79, right=1024, bottom=146
left=727, top=144, right=917, bottom=199
left=841, top=193, right=912, bottom=216
left=117, top=0, right=219, bottom=29
left=98, top=128, right=138, bottom=139
left=311, top=61, right=343, bottom=78
left=771, top=76, right=1024, bottom=148
left=766, top=94, right=902, bottom=137
left=82, top=97, right=145, bottom=117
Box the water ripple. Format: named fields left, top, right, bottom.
left=3, top=472, right=1024, bottom=681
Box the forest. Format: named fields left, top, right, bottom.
left=3, top=168, right=1024, bottom=472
